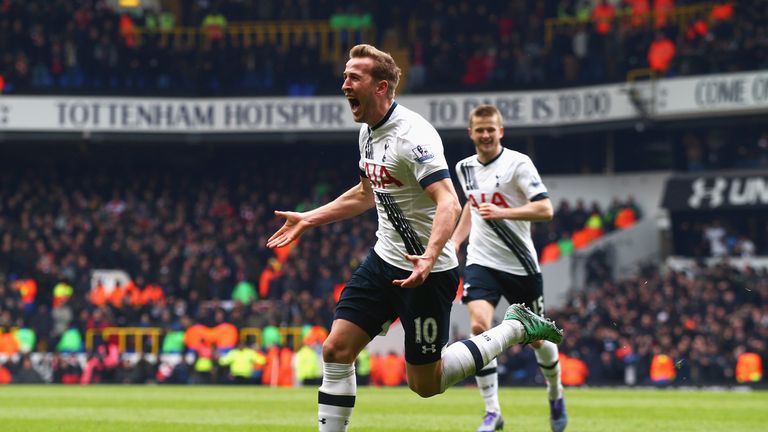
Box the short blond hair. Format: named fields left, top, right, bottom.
left=349, top=44, right=401, bottom=99
left=468, top=104, right=504, bottom=128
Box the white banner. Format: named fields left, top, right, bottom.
left=655, top=71, right=768, bottom=117
left=0, top=95, right=355, bottom=133
left=0, top=71, right=766, bottom=133
left=404, top=84, right=634, bottom=129
left=0, top=84, right=634, bottom=133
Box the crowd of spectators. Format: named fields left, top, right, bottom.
left=405, top=0, right=765, bottom=92
left=0, top=141, right=764, bottom=386
left=673, top=217, right=768, bottom=258
left=531, top=196, right=642, bottom=260
left=1, top=1, right=765, bottom=96
left=0, top=144, right=373, bottom=352
left=3, top=258, right=764, bottom=387
left=678, top=128, right=768, bottom=172
left=0, top=142, right=633, bottom=350
left=541, top=261, right=767, bottom=385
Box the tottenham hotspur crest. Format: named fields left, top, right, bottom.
left=382, top=140, right=390, bottom=163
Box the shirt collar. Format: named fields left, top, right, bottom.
left=371, top=101, right=398, bottom=131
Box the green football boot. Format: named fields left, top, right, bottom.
left=503, top=303, right=564, bottom=345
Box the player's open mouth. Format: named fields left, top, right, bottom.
left=348, top=98, right=361, bottom=113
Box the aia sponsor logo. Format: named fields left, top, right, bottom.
left=365, top=162, right=403, bottom=189
left=468, top=192, right=510, bottom=208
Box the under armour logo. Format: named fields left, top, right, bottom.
left=495, top=174, right=500, bottom=187
left=689, top=177, right=727, bottom=208
left=319, top=418, right=326, bottom=424
left=365, top=132, right=374, bottom=159
left=421, top=344, right=436, bottom=354
left=482, top=334, right=492, bottom=342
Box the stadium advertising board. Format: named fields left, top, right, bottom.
left=656, top=71, right=768, bottom=117
left=0, top=85, right=631, bottom=133
left=0, top=71, right=766, bottom=133
left=662, top=174, right=768, bottom=211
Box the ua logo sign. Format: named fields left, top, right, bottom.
left=421, top=344, right=436, bottom=354
left=688, top=177, right=727, bottom=208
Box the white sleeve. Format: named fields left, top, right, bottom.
left=402, top=132, right=450, bottom=189
left=514, top=157, right=548, bottom=200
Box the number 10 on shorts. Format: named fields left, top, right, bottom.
left=414, top=317, right=438, bottom=344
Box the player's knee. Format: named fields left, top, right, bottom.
left=471, top=323, right=489, bottom=336
left=322, top=339, right=355, bottom=363
left=408, top=381, right=442, bottom=398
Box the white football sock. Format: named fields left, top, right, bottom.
left=318, top=362, right=356, bottom=432
left=475, top=358, right=500, bottom=414
left=534, top=341, right=563, bottom=400
left=440, top=320, right=524, bottom=392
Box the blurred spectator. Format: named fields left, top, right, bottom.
left=202, top=8, right=227, bottom=41
left=12, top=355, right=45, bottom=383
left=648, top=31, right=676, bottom=73
left=0, top=361, right=12, bottom=384
left=295, top=339, right=322, bottom=386
left=592, top=0, right=616, bottom=35
left=704, top=220, right=728, bottom=257
left=52, top=297, right=74, bottom=345
left=51, top=353, right=82, bottom=384
left=375, top=351, right=406, bottom=386
left=219, top=341, right=265, bottom=384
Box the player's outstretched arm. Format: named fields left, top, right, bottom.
left=478, top=197, right=553, bottom=222
left=393, top=178, right=461, bottom=288
left=450, top=203, right=472, bottom=255
left=266, top=177, right=375, bottom=248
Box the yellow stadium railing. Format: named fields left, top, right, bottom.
left=87, top=326, right=307, bottom=355
left=626, top=67, right=657, bottom=83
left=239, top=327, right=262, bottom=346
left=239, top=326, right=304, bottom=351
left=135, top=21, right=376, bottom=64
left=545, top=2, right=715, bottom=48
left=86, top=327, right=163, bottom=354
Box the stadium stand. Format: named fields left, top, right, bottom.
left=0, top=0, right=765, bottom=389
left=1, top=1, right=765, bottom=95
left=534, top=261, right=766, bottom=386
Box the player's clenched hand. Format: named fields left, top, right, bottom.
left=392, top=254, right=435, bottom=288
left=478, top=203, right=504, bottom=220
left=266, top=210, right=310, bottom=248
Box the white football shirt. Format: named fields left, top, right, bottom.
left=358, top=102, right=458, bottom=272
left=455, top=147, right=549, bottom=276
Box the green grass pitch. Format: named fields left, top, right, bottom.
left=0, top=385, right=766, bottom=431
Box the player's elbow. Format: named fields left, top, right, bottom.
left=537, top=201, right=554, bottom=221
left=445, top=200, right=462, bottom=223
